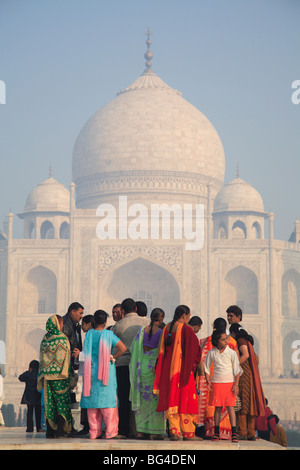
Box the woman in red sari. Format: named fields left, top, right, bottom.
left=153, top=305, right=201, bottom=440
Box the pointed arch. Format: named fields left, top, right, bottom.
left=224, top=265, right=258, bottom=314
left=252, top=221, right=261, bottom=239
left=282, top=269, right=300, bottom=317
left=232, top=220, right=246, bottom=239
left=21, top=265, right=57, bottom=314
left=98, top=256, right=180, bottom=323
left=40, top=220, right=55, bottom=239
left=282, top=330, right=300, bottom=377
left=60, top=221, right=70, bottom=239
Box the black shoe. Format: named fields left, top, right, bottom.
left=195, top=425, right=206, bottom=438
left=73, top=427, right=90, bottom=437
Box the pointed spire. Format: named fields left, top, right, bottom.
left=144, top=27, right=153, bottom=73
left=236, top=163, right=240, bottom=178
left=49, top=163, right=53, bottom=178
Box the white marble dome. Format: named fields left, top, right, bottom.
left=213, top=177, right=264, bottom=213
left=24, top=176, right=70, bottom=213
left=72, top=68, right=226, bottom=208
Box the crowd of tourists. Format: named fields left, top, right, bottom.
left=16, top=300, right=287, bottom=446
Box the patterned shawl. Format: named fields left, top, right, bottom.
left=38, top=315, right=71, bottom=387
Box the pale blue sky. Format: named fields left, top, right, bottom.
left=0, top=0, right=299, bottom=239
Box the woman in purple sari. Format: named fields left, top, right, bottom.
left=129, top=308, right=165, bottom=439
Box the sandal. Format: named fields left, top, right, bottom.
left=232, top=433, right=239, bottom=443
left=212, top=433, right=220, bottom=441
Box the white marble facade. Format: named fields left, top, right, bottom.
left=0, top=53, right=300, bottom=420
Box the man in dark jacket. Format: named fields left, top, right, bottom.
left=62, top=302, right=84, bottom=369
left=62, top=302, right=84, bottom=410
left=18, top=360, right=42, bottom=432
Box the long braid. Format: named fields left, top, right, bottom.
left=149, top=308, right=165, bottom=339
left=165, top=305, right=190, bottom=347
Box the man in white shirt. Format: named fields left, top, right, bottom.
left=112, top=298, right=148, bottom=438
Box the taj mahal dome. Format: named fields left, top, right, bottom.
left=0, top=35, right=300, bottom=421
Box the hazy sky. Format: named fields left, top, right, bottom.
left=0, top=0, right=299, bottom=240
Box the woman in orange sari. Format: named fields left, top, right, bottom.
left=196, top=318, right=239, bottom=439
left=153, top=305, right=201, bottom=440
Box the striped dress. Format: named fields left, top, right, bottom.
left=237, top=337, right=264, bottom=416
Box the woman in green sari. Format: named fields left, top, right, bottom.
left=38, top=314, right=72, bottom=438
left=129, top=308, right=165, bottom=439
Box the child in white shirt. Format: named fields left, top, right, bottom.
left=205, top=330, right=240, bottom=442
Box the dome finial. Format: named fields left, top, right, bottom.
left=144, top=27, right=153, bottom=73
left=236, top=162, right=240, bottom=178
left=49, top=163, right=53, bottom=177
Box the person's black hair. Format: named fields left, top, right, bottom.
left=148, top=308, right=165, bottom=338
left=29, top=360, right=39, bottom=370
left=211, top=330, right=227, bottom=347
left=229, top=323, right=254, bottom=345
left=136, top=301, right=147, bottom=317
left=211, top=318, right=229, bottom=347
left=165, top=305, right=190, bottom=347
left=226, top=305, right=243, bottom=320
left=188, top=316, right=203, bottom=327
left=93, top=310, right=108, bottom=326
left=121, top=298, right=136, bottom=315
left=67, top=302, right=84, bottom=313
left=112, top=303, right=121, bottom=310
left=82, top=315, right=94, bottom=327
left=213, top=317, right=227, bottom=332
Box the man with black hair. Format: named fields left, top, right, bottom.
left=62, top=302, right=84, bottom=367
left=226, top=305, right=242, bottom=325
left=62, top=302, right=84, bottom=411
left=188, top=316, right=203, bottom=334
left=136, top=300, right=147, bottom=317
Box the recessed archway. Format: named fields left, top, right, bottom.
left=282, top=269, right=300, bottom=317
left=99, top=257, right=181, bottom=322
left=21, top=265, right=57, bottom=314
left=223, top=265, right=258, bottom=314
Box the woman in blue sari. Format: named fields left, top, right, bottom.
left=80, top=310, right=126, bottom=439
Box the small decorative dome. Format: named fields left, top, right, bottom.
left=213, top=176, right=264, bottom=213
left=23, top=174, right=70, bottom=214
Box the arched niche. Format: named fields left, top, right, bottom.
left=217, top=224, right=227, bottom=239
left=60, top=221, right=70, bottom=239
left=282, top=269, right=300, bottom=317
left=232, top=220, right=246, bottom=239
left=282, top=330, right=300, bottom=377
left=21, top=265, right=57, bottom=314
left=40, top=220, right=55, bottom=239
left=252, top=221, right=261, bottom=239
left=99, top=257, right=180, bottom=322
left=224, top=265, right=258, bottom=314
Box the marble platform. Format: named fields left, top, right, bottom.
left=0, top=427, right=286, bottom=451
